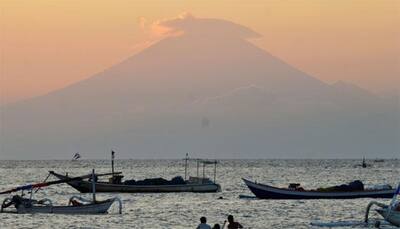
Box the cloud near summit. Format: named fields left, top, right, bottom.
left=144, top=13, right=261, bottom=40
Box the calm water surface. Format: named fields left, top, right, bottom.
left=0, top=159, right=398, bottom=228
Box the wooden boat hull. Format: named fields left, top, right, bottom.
left=376, top=208, right=400, bottom=227
left=52, top=173, right=221, bottom=193
left=16, top=199, right=115, bottom=214
left=69, top=180, right=220, bottom=193
left=243, top=178, right=395, bottom=199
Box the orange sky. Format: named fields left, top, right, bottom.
left=1, top=0, right=399, bottom=105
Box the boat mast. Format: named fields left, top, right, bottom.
left=213, top=160, right=217, bottom=183
left=184, top=153, right=189, bottom=180
left=111, top=151, right=115, bottom=178
left=196, top=159, right=200, bottom=178
left=91, top=169, right=96, bottom=203
left=202, top=162, right=205, bottom=183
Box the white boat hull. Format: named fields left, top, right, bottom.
left=16, top=199, right=115, bottom=214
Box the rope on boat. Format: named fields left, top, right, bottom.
left=34, top=173, right=51, bottom=193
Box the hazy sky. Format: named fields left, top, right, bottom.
left=1, top=0, right=399, bottom=105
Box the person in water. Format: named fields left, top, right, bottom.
left=212, top=224, right=221, bottom=229
left=227, top=215, right=243, bottom=229
left=196, top=216, right=211, bottom=229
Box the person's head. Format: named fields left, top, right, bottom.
left=200, top=216, right=207, bottom=224
left=213, top=224, right=221, bottom=229
left=228, top=215, right=234, bottom=223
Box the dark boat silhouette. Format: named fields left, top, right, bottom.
left=51, top=171, right=220, bottom=193
left=243, top=179, right=395, bottom=199
left=50, top=153, right=221, bottom=193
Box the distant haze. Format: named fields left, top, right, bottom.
left=0, top=15, right=399, bottom=159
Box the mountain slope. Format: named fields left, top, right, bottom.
left=1, top=16, right=398, bottom=159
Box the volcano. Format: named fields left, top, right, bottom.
left=1, top=15, right=398, bottom=159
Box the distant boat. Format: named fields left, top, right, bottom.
left=354, top=157, right=370, bottom=168
left=362, top=157, right=367, bottom=168
left=374, top=159, right=385, bottom=163
left=242, top=179, right=396, bottom=199
left=50, top=152, right=221, bottom=193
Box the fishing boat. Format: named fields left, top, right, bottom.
left=374, top=158, right=385, bottom=163
left=1, top=195, right=119, bottom=214
left=242, top=178, right=395, bottom=199
left=0, top=170, right=122, bottom=214
left=365, top=184, right=400, bottom=227
left=353, top=157, right=371, bottom=168
left=50, top=152, right=221, bottom=193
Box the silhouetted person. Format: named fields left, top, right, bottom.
left=212, top=224, right=221, bottom=229
left=197, top=216, right=211, bottom=229
left=227, top=215, right=243, bottom=229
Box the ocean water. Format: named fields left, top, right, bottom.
left=0, top=159, right=398, bottom=229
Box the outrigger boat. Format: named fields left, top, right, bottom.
left=0, top=169, right=122, bottom=214
left=243, top=178, right=396, bottom=199
left=365, top=183, right=400, bottom=227
left=311, top=183, right=400, bottom=227
left=50, top=152, right=221, bottom=193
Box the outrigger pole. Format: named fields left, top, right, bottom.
left=0, top=172, right=114, bottom=195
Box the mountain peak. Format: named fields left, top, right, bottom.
left=1, top=15, right=397, bottom=159
left=156, top=14, right=261, bottom=40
